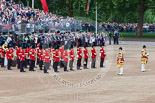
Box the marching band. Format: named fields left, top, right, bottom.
left=0, top=37, right=150, bottom=76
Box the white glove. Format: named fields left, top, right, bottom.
left=147, top=53, right=149, bottom=56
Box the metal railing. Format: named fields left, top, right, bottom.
left=0, top=20, right=82, bottom=35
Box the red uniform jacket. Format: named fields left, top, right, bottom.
left=44, top=51, right=50, bottom=62
left=53, top=49, right=56, bottom=60
left=1, top=48, right=5, bottom=58
left=91, top=48, right=96, bottom=58
left=18, top=48, right=22, bottom=60
left=20, top=49, right=25, bottom=61
left=38, top=49, right=41, bottom=59
left=84, top=49, right=89, bottom=59
left=59, top=47, right=64, bottom=58
left=40, top=50, right=45, bottom=61
left=55, top=51, right=59, bottom=62
left=6, top=49, right=13, bottom=59
left=69, top=50, right=74, bottom=60
left=77, top=48, right=82, bottom=59
left=64, top=50, right=68, bottom=62
left=16, top=47, right=19, bottom=59
left=30, top=49, right=35, bottom=60
left=0, top=47, right=2, bottom=54
left=10, top=47, right=13, bottom=54
left=100, top=48, right=105, bottom=58
left=25, top=48, right=29, bottom=59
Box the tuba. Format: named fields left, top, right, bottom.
left=2, top=44, right=8, bottom=52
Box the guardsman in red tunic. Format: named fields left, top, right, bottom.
left=91, top=45, right=97, bottom=68
left=36, top=44, right=40, bottom=65
left=6, top=43, right=13, bottom=70
left=24, top=46, right=29, bottom=68
left=20, top=43, right=26, bottom=72
left=29, top=44, right=36, bottom=71
left=54, top=45, right=59, bottom=72
left=28, top=45, right=32, bottom=65
left=44, top=46, right=49, bottom=74
left=0, top=41, right=5, bottom=67
left=63, top=45, right=69, bottom=72
left=39, top=44, right=45, bottom=70
left=83, top=45, right=89, bottom=69
left=100, top=42, right=106, bottom=68
left=59, top=45, right=64, bottom=68
left=17, top=43, right=22, bottom=69
left=77, top=45, right=82, bottom=70
left=52, top=48, right=56, bottom=69
left=69, top=45, right=74, bottom=71
left=0, top=43, right=2, bottom=66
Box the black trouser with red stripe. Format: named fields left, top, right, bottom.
left=54, top=61, right=58, bottom=72
left=63, top=61, right=68, bottom=71
left=37, top=56, right=39, bottom=65
left=39, top=60, right=43, bottom=70
left=20, top=61, right=25, bottom=72
left=25, top=59, right=28, bottom=68
left=69, top=60, right=74, bottom=70
left=44, top=62, right=49, bottom=73
left=84, top=58, right=88, bottom=69
left=17, top=59, right=20, bottom=69
left=29, top=60, right=35, bottom=71
left=77, top=59, right=81, bottom=69
left=100, top=58, right=105, bottom=67
left=60, top=57, right=64, bottom=68
left=8, top=59, right=12, bottom=70
left=1, top=57, right=4, bottom=67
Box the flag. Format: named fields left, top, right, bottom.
left=86, top=0, right=93, bottom=15
left=40, top=0, right=49, bottom=13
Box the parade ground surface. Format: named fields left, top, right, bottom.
left=0, top=38, right=155, bottom=103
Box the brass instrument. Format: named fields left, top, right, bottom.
left=2, top=44, right=8, bottom=53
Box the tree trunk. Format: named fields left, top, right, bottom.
left=136, top=0, right=147, bottom=37
left=68, top=5, right=73, bottom=17
left=68, top=0, right=73, bottom=17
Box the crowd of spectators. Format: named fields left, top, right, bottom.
left=0, top=0, right=81, bottom=34
left=100, top=22, right=155, bottom=33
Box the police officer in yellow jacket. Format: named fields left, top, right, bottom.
left=141, top=45, right=149, bottom=72
left=117, top=47, right=124, bottom=75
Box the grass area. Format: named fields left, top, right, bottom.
left=119, top=33, right=155, bottom=38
